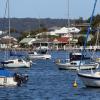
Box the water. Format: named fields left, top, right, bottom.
left=0, top=50, right=100, bottom=100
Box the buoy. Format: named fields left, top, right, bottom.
left=73, top=81, right=78, bottom=87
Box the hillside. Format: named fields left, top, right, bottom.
left=0, top=18, right=85, bottom=32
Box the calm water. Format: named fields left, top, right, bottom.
left=0, top=50, right=100, bottom=100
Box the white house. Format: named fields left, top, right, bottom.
left=0, top=35, right=18, bottom=49
left=20, top=38, right=36, bottom=45
left=49, top=27, right=80, bottom=36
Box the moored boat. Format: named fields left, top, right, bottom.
left=0, top=68, right=28, bottom=86
left=77, top=0, right=99, bottom=87
left=78, top=71, right=100, bottom=87
left=1, top=58, right=32, bottom=68
left=28, top=49, right=51, bottom=60
left=56, top=60, right=99, bottom=70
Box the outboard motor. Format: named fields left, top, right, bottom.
left=21, top=74, right=28, bottom=83
left=14, top=73, right=28, bottom=86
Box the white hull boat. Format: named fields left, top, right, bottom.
left=0, top=77, right=17, bottom=86
left=0, top=69, right=28, bottom=86
left=78, top=71, right=100, bottom=87
left=56, top=60, right=99, bottom=70
left=1, top=58, right=32, bottom=68
left=28, top=51, right=51, bottom=60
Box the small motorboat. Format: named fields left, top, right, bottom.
left=28, top=50, right=51, bottom=60
left=0, top=68, right=28, bottom=86
left=1, top=58, right=32, bottom=68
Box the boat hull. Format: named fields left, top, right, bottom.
left=4, top=62, right=31, bottom=68
left=0, top=77, right=17, bottom=86
left=78, top=72, right=100, bottom=87
left=2, top=59, right=31, bottom=68
left=29, top=54, right=51, bottom=60
left=56, top=63, right=99, bottom=70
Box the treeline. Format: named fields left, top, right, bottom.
left=0, top=17, right=88, bottom=32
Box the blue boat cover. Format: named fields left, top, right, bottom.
left=0, top=69, right=14, bottom=77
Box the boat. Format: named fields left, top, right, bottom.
left=1, top=58, right=32, bottom=68
left=1, top=0, right=32, bottom=68
left=78, top=70, right=100, bottom=87
left=0, top=68, right=28, bottom=86
left=56, top=59, right=99, bottom=70
left=55, top=51, right=97, bottom=70
left=77, top=0, right=100, bottom=87
left=55, top=0, right=97, bottom=70
left=28, top=49, right=51, bottom=60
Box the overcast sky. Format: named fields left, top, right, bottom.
left=0, top=0, right=100, bottom=19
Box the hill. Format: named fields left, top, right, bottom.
left=0, top=18, right=85, bottom=32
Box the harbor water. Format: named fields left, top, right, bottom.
left=0, top=50, right=100, bottom=100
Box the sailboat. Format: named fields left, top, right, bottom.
left=56, top=0, right=99, bottom=70
left=0, top=0, right=28, bottom=86
left=1, top=0, right=32, bottom=68
left=77, top=0, right=100, bottom=87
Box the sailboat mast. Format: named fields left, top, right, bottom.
left=8, top=0, right=10, bottom=40
left=67, top=0, right=71, bottom=50
left=67, top=0, right=70, bottom=28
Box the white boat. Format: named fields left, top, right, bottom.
left=1, top=58, right=32, bottom=68
left=0, top=69, right=28, bottom=86
left=56, top=60, right=99, bottom=70
left=28, top=50, right=51, bottom=60
left=78, top=70, right=100, bottom=87
left=77, top=0, right=99, bottom=87
left=55, top=51, right=93, bottom=70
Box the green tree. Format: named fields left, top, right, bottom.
left=77, top=36, right=85, bottom=46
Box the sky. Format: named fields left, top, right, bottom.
left=0, top=0, right=100, bottom=19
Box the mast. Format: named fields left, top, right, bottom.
left=67, top=0, right=70, bottom=28
left=8, top=0, right=11, bottom=48
left=67, top=0, right=71, bottom=51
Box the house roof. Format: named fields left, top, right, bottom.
left=20, top=38, right=36, bottom=44
left=0, top=38, right=17, bottom=44
left=50, top=37, right=69, bottom=43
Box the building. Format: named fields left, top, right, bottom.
left=0, top=35, right=18, bottom=49
left=48, top=27, right=80, bottom=36
left=20, top=38, right=36, bottom=46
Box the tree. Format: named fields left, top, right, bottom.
left=77, top=36, right=85, bottom=46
